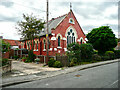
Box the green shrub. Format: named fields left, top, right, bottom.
left=93, top=50, right=98, bottom=54
left=22, top=57, right=27, bottom=60
left=92, top=54, right=101, bottom=62
left=79, top=43, right=94, bottom=62
left=53, top=61, right=62, bottom=68
left=22, top=56, right=27, bottom=62
left=14, top=55, right=19, bottom=60
left=67, top=43, right=81, bottom=62
left=2, top=58, right=8, bottom=66
left=114, top=50, right=120, bottom=59
left=48, top=58, right=56, bottom=67
left=105, top=51, right=115, bottom=60
left=101, top=55, right=110, bottom=61
left=69, top=57, right=78, bottom=67
left=28, top=50, right=36, bottom=62
left=24, top=58, right=32, bottom=63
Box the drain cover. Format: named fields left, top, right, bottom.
left=75, top=74, right=81, bottom=77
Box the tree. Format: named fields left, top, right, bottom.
left=86, top=26, right=117, bottom=54
left=16, top=14, right=45, bottom=61
left=2, top=40, right=10, bottom=53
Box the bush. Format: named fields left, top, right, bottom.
left=101, top=55, right=110, bottom=61
left=114, top=50, right=120, bottom=59
left=105, top=51, right=115, bottom=60
left=2, top=58, right=8, bottom=66
left=92, top=54, right=101, bottom=61
left=69, top=57, right=78, bottom=67
left=53, top=61, right=62, bottom=68
left=79, top=43, right=94, bottom=62
left=14, top=55, right=19, bottom=60
left=48, top=58, right=56, bottom=67
left=24, top=58, right=32, bottom=63
left=28, top=50, right=36, bottom=62
left=67, top=43, right=81, bottom=62
left=22, top=57, right=27, bottom=62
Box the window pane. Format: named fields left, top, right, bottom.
left=74, top=37, right=75, bottom=43
left=70, top=36, right=71, bottom=44
left=58, top=36, right=60, bottom=46
left=67, top=36, right=68, bottom=45
left=72, top=36, right=73, bottom=43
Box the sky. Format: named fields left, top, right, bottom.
left=0, top=0, right=119, bottom=40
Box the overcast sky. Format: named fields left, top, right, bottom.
left=0, top=0, right=119, bottom=40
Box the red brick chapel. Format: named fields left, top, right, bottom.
left=20, top=10, right=86, bottom=56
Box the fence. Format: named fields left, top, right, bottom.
left=37, top=55, right=69, bottom=66
left=1, top=60, right=12, bottom=74
left=56, top=56, right=69, bottom=66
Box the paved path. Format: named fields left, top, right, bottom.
left=4, top=62, right=119, bottom=88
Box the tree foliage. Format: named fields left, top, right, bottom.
left=16, top=13, right=45, bottom=62
left=86, top=26, right=117, bottom=54
left=2, top=40, right=10, bottom=53
left=16, top=13, right=45, bottom=51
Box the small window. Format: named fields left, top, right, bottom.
left=81, top=39, right=82, bottom=44
left=69, top=18, right=74, bottom=24
left=37, top=41, right=39, bottom=50
left=70, top=29, right=72, bottom=33
left=34, top=41, right=36, bottom=50
left=58, top=36, right=60, bottom=47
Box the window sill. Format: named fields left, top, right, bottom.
left=43, top=49, right=46, bottom=51
left=34, top=49, right=38, bottom=51
left=57, top=47, right=62, bottom=49
left=69, top=22, right=75, bottom=24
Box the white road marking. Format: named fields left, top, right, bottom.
left=109, top=80, right=118, bottom=87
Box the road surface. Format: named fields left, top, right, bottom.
left=4, top=62, right=119, bottom=88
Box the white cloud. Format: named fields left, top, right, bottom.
left=0, top=0, right=118, bottom=40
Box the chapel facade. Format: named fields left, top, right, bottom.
left=20, top=10, right=86, bottom=56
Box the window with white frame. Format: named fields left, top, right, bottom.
left=58, top=36, right=60, bottom=47
left=69, top=18, right=75, bottom=24
left=43, top=39, right=46, bottom=49
left=34, top=41, right=36, bottom=50
left=37, top=41, right=39, bottom=50
left=67, top=29, right=76, bottom=45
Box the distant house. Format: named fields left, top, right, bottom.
left=20, top=10, right=87, bottom=56
left=115, top=39, right=120, bottom=50
left=2, top=39, right=20, bottom=59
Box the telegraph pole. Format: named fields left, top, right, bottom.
left=46, top=0, right=49, bottom=64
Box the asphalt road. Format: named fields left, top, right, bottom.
left=4, top=62, right=119, bottom=88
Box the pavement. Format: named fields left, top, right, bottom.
left=1, top=59, right=120, bottom=87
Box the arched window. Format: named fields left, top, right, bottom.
left=67, top=29, right=76, bottom=45
left=69, top=18, right=75, bottom=24
left=28, top=42, right=30, bottom=49
left=58, top=36, right=60, bottom=47
left=81, top=39, right=82, bottom=44
left=34, top=41, right=36, bottom=50
left=43, top=39, right=46, bottom=49
left=37, top=41, right=39, bottom=50
left=48, top=39, right=50, bottom=49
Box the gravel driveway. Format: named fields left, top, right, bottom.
left=3, top=60, right=61, bottom=78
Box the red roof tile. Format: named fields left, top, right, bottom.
left=3, top=39, right=20, bottom=46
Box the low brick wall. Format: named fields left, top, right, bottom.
left=56, top=56, right=69, bottom=67
left=0, top=60, right=12, bottom=74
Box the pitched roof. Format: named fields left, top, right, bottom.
left=3, top=39, right=20, bottom=46
left=38, top=14, right=67, bottom=36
